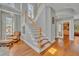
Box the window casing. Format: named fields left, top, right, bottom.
left=1, top=12, right=14, bottom=40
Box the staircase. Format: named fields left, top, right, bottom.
left=22, top=11, right=51, bottom=52
left=30, top=25, right=50, bottom=50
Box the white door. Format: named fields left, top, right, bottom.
left=57, top=21, right=63, bottom=39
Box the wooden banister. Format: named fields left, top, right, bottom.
left=38, top=28, right=42, bottom=49
left=22, top=11, right=44, bottom=49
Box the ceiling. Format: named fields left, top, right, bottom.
left=48, top=3, right=79, bottom=15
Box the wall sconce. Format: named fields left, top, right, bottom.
left=52, top=17, right=54, bottom=24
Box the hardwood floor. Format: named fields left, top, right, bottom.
left=9, top=40, right=40, bottom=56
left=42, top=36, right=79, bottom=56
left=9, top=36, right=79, bottom=56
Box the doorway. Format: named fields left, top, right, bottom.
left=63, top=22, right=69, bottom=38
left=63, top=21, right=70, bottom=48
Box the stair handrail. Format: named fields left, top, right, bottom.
left=22, top=11, right=43, bottom=49
left=34, top=4, right=45, bottom=22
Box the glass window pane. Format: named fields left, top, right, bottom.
left=28, top=4, right=34, bottom=18
left=5, top=17, right=13, bottom=39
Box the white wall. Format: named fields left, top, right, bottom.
left=14, top=15, right=21, bottom=32
left=45, top=7, right=56, bottom=42
left=36, top=6, right=56, bottom=42
left=69, top=20, right=74, bottom=40
left=45, top=7, right=51, bottom=41
left=36, top=7, right=46, bottom=34
left=0, top=11, right=2, bottom=40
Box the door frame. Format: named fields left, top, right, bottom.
left=56, top=20, right=74, bottom=40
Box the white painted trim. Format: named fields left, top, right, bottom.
left=0, top=9, right=20, bottom=15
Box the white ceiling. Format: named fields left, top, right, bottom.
left=48, top=3, right=79, bottom=14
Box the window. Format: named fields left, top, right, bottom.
left=27, top=4, right=34, bottom=18
left=2, top=12, right=14, bottom=40
left=5, top=17, right=14, bottom=35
